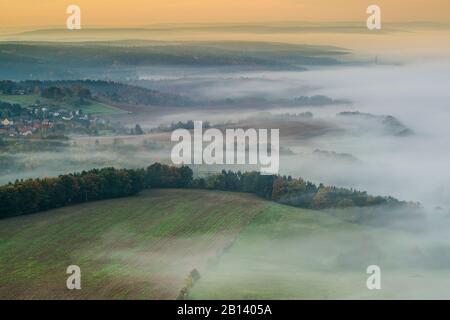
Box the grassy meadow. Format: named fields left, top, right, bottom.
left=1, top=189, right=450, bottom=299
left=189, top=204, right=450, bottom=299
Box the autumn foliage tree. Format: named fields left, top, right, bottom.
left=0, top=162, right=412, bottom=220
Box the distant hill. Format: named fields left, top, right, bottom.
left=337, top=111, right=414, bottom=136
left=0, top=80, right=352, bottom=109
left=0, top=41, right=349, bottom=80
left=0, top=80, right=193, bottom=107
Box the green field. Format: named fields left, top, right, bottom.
left=75, top=100, right=126, bottom=115
left=0, top=94, right=125, bottom=115
left=0, top=189, right=266, bottom=299
left=1, top=189, right=450, bottom=299
left=189, top=204, right=450, bottom=299
left=0, top=94, right=39, bottom=106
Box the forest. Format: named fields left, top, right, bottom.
left=0, top=80, right=193, bottom=107
left=0, top=163, right=416, bottom=219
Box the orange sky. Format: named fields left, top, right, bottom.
left=0, top=0, right=449, bottom=27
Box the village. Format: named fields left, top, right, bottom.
left=0, top=102, right=110, bottom=138
left=0, top=81, right=134, bottom=139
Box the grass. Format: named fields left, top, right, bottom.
left=189, top=202, right=450, bottom=300
left=0, top=94, right=39, bottom=106
left=1, top=189, right=450, bottom=299
left=76, top=100, right=126, bottom=115
left=189, top=203, right=371, bottom=299
left=0, top=94, right=125, bottom=115
left=0, top=189, right=266, bottom=299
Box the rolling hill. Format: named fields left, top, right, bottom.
left=1, top=189, right=449, bottom=299
left=0, top=189, right=266, bottom=299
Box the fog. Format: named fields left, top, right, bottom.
left=275, top=62, right=450, bottom=210
left=3, top=59, right=449, bottom=210
left=143, top=59, right=450, bottom=299
left=140, top=61, right=450, bottom=211
left=2, top=39, right=450, bottom=298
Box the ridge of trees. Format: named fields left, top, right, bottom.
left=0, top=80, right=193, bottom=107
left=0, top=163, right=417, bottom=219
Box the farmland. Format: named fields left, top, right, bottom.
left=1, top=189, right=450, bottom=299
left=0, top=189, right=266, bottom=299
left=0, top=94, right=125, bottom=115
left=190, top=204, right=450, bottom=300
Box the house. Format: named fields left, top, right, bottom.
left=19, top=127, right=33, bottom=136
left=42, top=120, right=53, bottom=128
left=0, top=118, right=14, bottom=128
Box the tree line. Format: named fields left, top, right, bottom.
left=0, top=163, right=414, bottom=219
left=40, top=85, right=92, bottom=105
left=0, top=80, right=193, bottom=107
left=0, top=101, right=28, bottom=118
